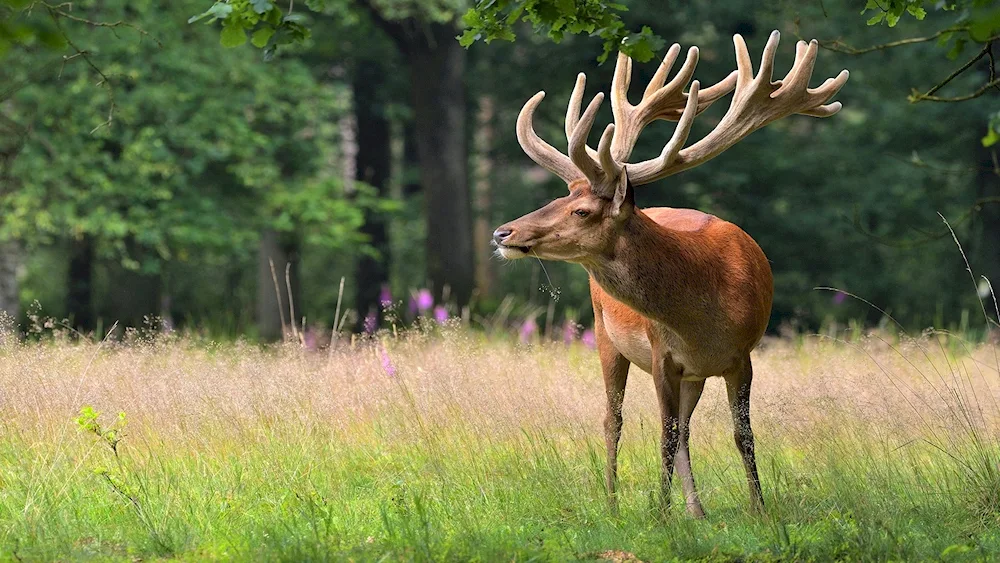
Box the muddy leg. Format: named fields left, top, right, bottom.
left=675, top=379, right=706, bottom=518
left=726, top=358, right=764, bottom=512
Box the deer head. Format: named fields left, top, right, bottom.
left=493, top=31, right=849, bottom=262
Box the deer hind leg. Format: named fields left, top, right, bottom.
left=675, top=379, right=706, bottom=518
left=650, top=345, right=682, bottom=515
left=596, top=320, right=630, bottom=513
left=725, top=357, right=764, bottom=512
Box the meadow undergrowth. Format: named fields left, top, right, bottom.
left=1, top=325, right=999, bottom=561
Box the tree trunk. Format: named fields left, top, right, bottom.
left=105, top=239, right=162, bottom=329
left=0, top=240, right=20, bottom=322
left=109, top=269, right=162, bottom=330
left=473, top=96, right=496, bottom=298
left=406, top=24, right=474, bottom=306
left=402, top=123, right=421, bottom=198
left=67, top=236, right=95, bottom=332
left=353, top=60, right=393, bottom=331
left=257, top=229, right=301, bottom=341
left=976, top=144, right=1000, bottom=311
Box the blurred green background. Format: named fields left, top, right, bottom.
left=1, top=0, right=998, bottom=340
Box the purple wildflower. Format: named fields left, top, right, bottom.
left=379, top=344, right=398, bottom=379
left=519, top=318, right=538, bottom=344
left=833, top=291, right=847, bottom=305
left=580, top=329, right=597, bottom=349
left=415, top=289, right=434, bottom=314
left=434, top=306, right=449, bottom=324
left=563, top=320, right=578, bottom=345
left=379, top=285, right=393, bottom=307
left=363, top=311, right=378, bottom=334
left=303, top=327, right=318, bottom=350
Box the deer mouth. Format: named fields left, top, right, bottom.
left=497, top=243, right=531, bottom=259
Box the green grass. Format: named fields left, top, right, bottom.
left=2, top=329, right=999, bottom=561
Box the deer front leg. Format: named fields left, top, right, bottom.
left=650, top=342, right=682, bottom=515
left=725, top=357, right=764, bottom=512
left=595, top=315, right=630, bottom=513
left=676, top=379, right=706, bottom=518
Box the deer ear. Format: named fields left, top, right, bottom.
left=611, top=167, right=634, bottom=217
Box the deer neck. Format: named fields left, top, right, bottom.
left=583, top=210, right=709, bottom=327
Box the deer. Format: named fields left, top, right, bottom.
left=492, top=31, right=848, bottom=517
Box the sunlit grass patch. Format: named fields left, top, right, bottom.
left=1, top=329, right=999, bottom=560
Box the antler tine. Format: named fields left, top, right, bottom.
left=566, top=73, right=602, bottom=163
left=659, top=46, right=700, bottom=99
left=516, top=91, right=585, bottom=183
left=597, top=123, right=622, bottom=187
left=791, top=39, right=849, bottom=117
left=565, top=73, right=586, bottom=144
left=610, top=50, right=634, bottom=122
left=642, top=44, right=681, bottom=100
left=627, top=30, right=849, bottom=186
left=756, top=29, right=781, bottom=84
left=568, top=92, right=606, bottom=185
left=782, top=39, right=818, bottom=91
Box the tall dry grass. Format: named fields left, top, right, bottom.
left=3, top=327, right=997, bottom=445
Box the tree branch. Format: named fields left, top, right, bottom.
left=908, top=41, right=998, bottom=103
left=909, top=77, right=1000, bottom=102
left=354, top=0, right=408, bottom=50
left=809, top=26, right=967, bottom=55
left=29, top=1, right=161, bottom=46
left=989, top=41, right=999, bottom=92
left=47, top=8, right=116, bottom=132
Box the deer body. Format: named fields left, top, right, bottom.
left=493, top=31, right=846, bottom=516
left=588, top=206, right=772, bottom=378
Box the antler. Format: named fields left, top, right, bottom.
left=626, top=31, right=849, bottom=185
left=562, top=45, right=737, bottom=180
left=517, top=41, right=735, bottom=186
left=514, top=30, right=848, bottom=195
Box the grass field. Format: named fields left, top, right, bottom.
left=2, top=325, right=1000, bottom=561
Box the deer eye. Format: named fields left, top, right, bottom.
left=573, top=209, right=591, bottom=218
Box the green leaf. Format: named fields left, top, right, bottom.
left=458, top=28, right=479, bottom=47
left=555, top=0, right=575, bottom=15
left=985, top=127, right=1000, bottom=147
left=220, top=23, right=247, bottom=48
left=947, top=37, right=966, bottom=60
left=866, top=12, right=885, bottom=25
left=250, top=0, right=274, bottom=14
left=251, top=27, right=275, bottom=48
left=969, top=7, right=1000, bottom=42
left=984, top=111, right=1000, bottom=146
left=188, top=2, right=232, bottom=24
left=619, top=26, right=664, bottom=63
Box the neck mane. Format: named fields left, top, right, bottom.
left=583, top=209, right=714, bottom=331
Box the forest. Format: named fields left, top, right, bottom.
left=5, top=1, right=1000, bottom=561
left=1, top=0, right=997, bottom=341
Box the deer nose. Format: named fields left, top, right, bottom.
left=493, top=228, right=513, bottom=245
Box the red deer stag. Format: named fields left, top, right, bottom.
left=493, top=31, right=848, bottom=517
